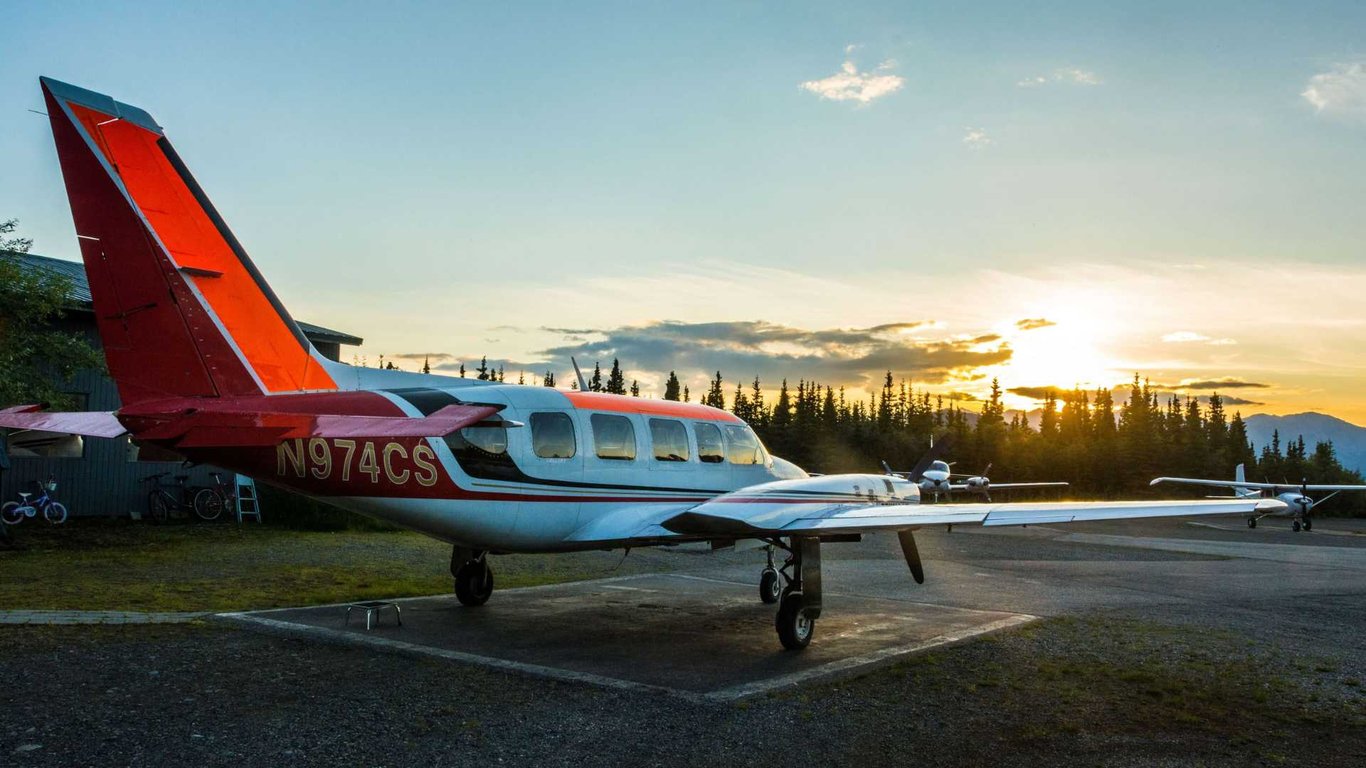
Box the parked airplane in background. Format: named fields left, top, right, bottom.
left=1151, top=464, right=1366, bottom=531
left=883, top=438, right=1067, bottom=502
left=0, top=78, right=1285, bottom=650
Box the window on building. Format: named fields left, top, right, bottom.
left=459, top=425, right=508, bottom=455
left=531, top=412, right=576, bottom=459
left=694, top=422, right=725, bottom=464
left=649, top=418, right=690, bottom=462
left=591, top=413, right=637, bottom=461
left=724, top=424, right=767, bottom=465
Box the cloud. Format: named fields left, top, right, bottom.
left=1177, top=378, right=1271, bottom=391
left=1015, top=317, right=1056, bottom=331
left=1017, top=68, right=1102, bottom=88
left=962, top=127, right=992, bottom=148
left=1007, top=386, right=1059, bottom=401
left=1302, top=61, right=1366, bottom=119
left=537, top=319, right=1012, bottom=389
left=800, top=58, right=905, bottom=105
left=1161, top=330, right=1236, bottom=345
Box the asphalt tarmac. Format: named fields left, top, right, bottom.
left=226, top=516, right=1366, bottom=699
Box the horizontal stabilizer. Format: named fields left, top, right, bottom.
left=0, top=405, right=127, bottom=438
left=142, top=403, right=503, bottom=448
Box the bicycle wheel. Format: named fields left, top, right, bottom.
left=192, top=488, right=225, bottom=522
left=147, top=491, right=170, bottom=523
left=44, top=502, right=68, bottom=525
left=1, top=501, right=23, bottom=526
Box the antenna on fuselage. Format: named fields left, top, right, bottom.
left=571, top=357, right=589, bottom=392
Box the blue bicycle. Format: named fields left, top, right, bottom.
left=1, top=476, right=68, bottom=525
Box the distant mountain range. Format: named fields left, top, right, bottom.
left=1244, top=412, right=1366, bottom=476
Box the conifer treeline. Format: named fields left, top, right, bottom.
left=454, top=356, right=1365, bottom=513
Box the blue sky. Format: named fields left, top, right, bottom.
left=3, top=2, right=1365, bottom=418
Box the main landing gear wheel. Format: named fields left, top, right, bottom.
left=1303, top=518, right=1312, bottom=532
left=454, top=559, right=494, bottom=606
left=776, top=592, right=814, bottom=650
left=1292, top=520, right=1302, bottom=532
left=1247, top=517, right=1257, bottom=529
left=759, top=568, right=781, bottom=604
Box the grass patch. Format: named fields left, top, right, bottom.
left=0, top=520, right=663, bottom=612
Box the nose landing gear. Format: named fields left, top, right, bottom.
left=758, top=546, right=781, bottom=604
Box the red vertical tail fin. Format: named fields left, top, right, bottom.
left=40, top=77, right=336, bottom=406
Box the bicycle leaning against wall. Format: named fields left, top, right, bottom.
left=1, top=476, right=68, bottom=525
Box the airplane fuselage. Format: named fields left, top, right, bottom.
left=154, top=378, right=808, bottom=552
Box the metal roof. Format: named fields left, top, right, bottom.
left=2, top=250, right=363, bottom=347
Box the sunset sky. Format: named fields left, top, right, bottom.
left=3, top=2, right=1364, bottom=421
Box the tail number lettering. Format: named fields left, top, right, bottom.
left=276, top=439, right=440, bottom=488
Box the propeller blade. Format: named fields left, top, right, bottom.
left=881, top=459, right=894, bottom=476
left=897, top=529, right=926, bottom=584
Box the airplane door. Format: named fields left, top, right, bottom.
left=509, top=410, right=583, bottom=544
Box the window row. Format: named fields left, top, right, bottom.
left=462, top=413, right=767, bottom=465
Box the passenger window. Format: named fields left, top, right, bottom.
left=724, top=425, right=765, bottom=465
left=649, top=418, right=690, bottom=462
left=459, top=425, right=507, bottom=455
left=591, top=413, right=637, bottom=461
left=694, top=423, right=725, bottom=464
left=531, top=412, right=576, bottom=458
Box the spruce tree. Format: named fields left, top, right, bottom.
left=663, top=371, right=681, bottom=401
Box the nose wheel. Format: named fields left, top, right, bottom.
left=758, top=546, right=781, bottom=604
left=1247, top=517, right=1257, bottom=529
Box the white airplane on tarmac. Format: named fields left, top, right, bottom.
left=1151, top=464, right=1366, bottom=532
left=884, top=437, right=1068, bottom=502
left=0, top=78, right=1288, bottom=650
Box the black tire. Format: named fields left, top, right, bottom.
left=1, top=501, right=23, bottom=526
left=44, top=502, right=68, bottom=525
left=776, top=592, right=814, bottom=650
left=147, top=491, right=170, bottom=523
left=1292, top=520, right=1302, bottom=532
left=1247, top=517, right=1257, bottom=529
left=1303, top=518, right=1312, bottom=532
left=454, top=560, right=494, bottom=606
left=192, top=488, right=226, bottom=522
left=759, top=568, right=781, bottom=604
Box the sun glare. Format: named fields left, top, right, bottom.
left=985, top=293, right=1128, bottom=408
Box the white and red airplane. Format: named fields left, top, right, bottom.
left=1151, top=463, right=1366, bottom=532
left=0, top=78, right=1287, bottom=650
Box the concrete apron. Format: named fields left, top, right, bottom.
left=219, top=573, right=1035, bottom=703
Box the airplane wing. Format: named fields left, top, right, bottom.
left=0, top=405, right=127, bottom=438
left=138, top=403, right=504, bottom=448
left=946, top=481, right=1069, bottom=492
left=1150, top=476, right=1366, bottom=493
left=659, top=475, right=1285, bottom=539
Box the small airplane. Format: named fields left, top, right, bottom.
left=883, top=437, right=1068, bottom=502
left=0, top=78, right=1286, bottom=650
left=1151, top=463, right=1366, bottom=532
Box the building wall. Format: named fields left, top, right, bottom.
left=1, top=367, right=221, bottom=518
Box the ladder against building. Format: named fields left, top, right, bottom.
left=235, top=474, right=261, bottom=523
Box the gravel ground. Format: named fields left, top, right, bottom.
left=2, top=520, right=1363, bottom=767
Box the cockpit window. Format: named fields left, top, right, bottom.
left=591, top=413, right=637, bottom=461
left=694, top=423, right=725, bottom=464
left=928, top=460, right=950, bottom=473
left=458, top=425, right=507, bottom=455
left=649, top=418, right=690, bottom=462
left=531, top=412, right=576, bottom=459
left=723, top=424, right=766, bottom=465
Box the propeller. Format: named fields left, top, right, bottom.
left=897, top=529, right=925, bottom=584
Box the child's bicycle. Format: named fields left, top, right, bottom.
left=1, top=476, right=68, bottom=525
left=190, top=472, right=236, bottom=522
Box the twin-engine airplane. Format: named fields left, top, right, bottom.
left=0, top=78, right=1287, bottom=649
left=883, top=438, right=1067, bottom=502
left=1151, top=464, right=1366, bottom=532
